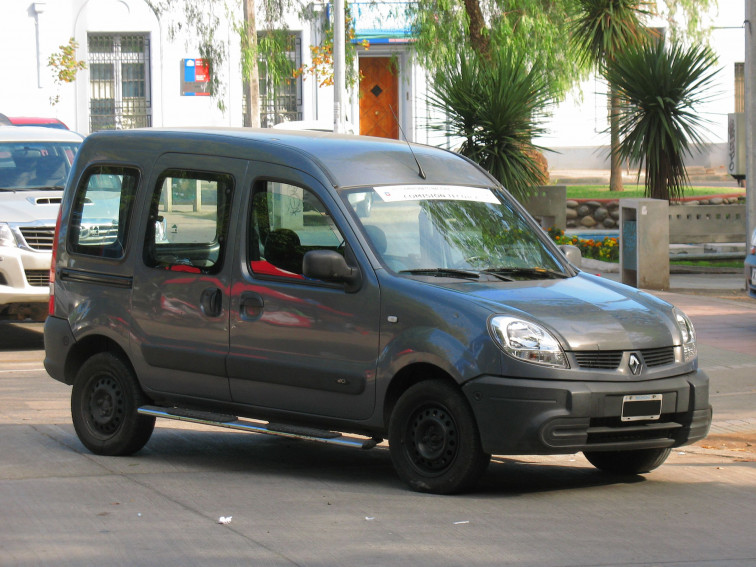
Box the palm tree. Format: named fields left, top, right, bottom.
left=604, top=37, right=720, bottom=200
left=570, top=0, right=652, bottom=192
left=426, top=53, right=552, bottom=202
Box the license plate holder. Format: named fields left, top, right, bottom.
left=622, top=394, right=662, bottom=422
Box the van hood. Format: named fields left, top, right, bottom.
left=0, top=190, right=62, bottom=223
left=444, top=272, right=679, bottom=351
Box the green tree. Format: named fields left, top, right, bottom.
left=569, top=0, right=653, bottom=193
left=604, top=37, right=720, bottom=200
left=48, top=37, right=87, bottom=107
left=411, top=0, right=586, bottom=102
left=427, top=52, right=552, bottom=201
left=409, top=0, right=718, bottom=145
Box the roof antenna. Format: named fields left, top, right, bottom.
left=390, top=105, right=426, bottom=180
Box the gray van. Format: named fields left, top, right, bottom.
left=44, top=128, right=711, bottom=493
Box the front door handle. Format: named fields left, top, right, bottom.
left=240, top=291, right=264, bottom=321
left=200, top=287, right=223, bottom=318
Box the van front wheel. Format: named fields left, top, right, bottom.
left=71, top=353, right=155, bottom=456
left=389, top=380, right=490, bottom=494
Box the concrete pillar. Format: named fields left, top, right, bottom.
left=619, top=198, right=669, bottom=290
left=746, top=1, right=756, bottom=245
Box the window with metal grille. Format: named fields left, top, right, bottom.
left=88, top=34, right=152, bottom=132
left=244, top=34, right=302, bottom=127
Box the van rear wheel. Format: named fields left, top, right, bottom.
left=389, top=380, right=490, bottom=494
left=583, top=447, right=672, bottom=475
left=71, top=352, right=155, bottom=456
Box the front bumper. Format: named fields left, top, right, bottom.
left=463, top=370, right=711, bottom=455
left=0, top=246, right=51, bottom=307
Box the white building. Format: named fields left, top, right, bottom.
left=0, top=0, right=745, bottom=172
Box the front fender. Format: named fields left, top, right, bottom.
left=378, top=325, right=501, bottom=384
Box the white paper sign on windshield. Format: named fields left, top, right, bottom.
left=375, top=185, right=500, bottom=204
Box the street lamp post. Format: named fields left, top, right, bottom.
left=333, top=0, right=346, bottom=133
left=746, top=0, right=756, bottom=244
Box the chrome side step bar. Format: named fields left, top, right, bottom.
left=138, top=405, right=381, bottom=450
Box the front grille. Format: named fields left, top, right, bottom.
left=574, top=351, right=623, bottom=369
left=78, top=223, right=120, bottom=245
left=641, top=346, right=675, bottom=367
left=574, top=346, right=676, bottom=370
left=18, top=227, right=55, bottom=251
left=25, top=270, right=50, bottom=286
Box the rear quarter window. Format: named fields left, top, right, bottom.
left=68, top=166, right=140, bottom=258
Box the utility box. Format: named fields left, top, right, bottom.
left=620, top=199, right=669, bottom=290
left=728, top=113, right=746, bottom=182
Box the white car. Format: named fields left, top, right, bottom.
left=0, top=125, right=82, bottom=320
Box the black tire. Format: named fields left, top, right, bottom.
left=583, top=447, right=672, bottom=475
left=389, top=380, right=490, bottom=494
left=71, top=352, right=155, bottom=456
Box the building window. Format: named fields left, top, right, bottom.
left=244, top=34, right=302, bottom=127
left=88, top=34, right=152, bottom=132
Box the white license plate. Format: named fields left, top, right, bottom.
left=622, top=394, right=662, bottom=422
left=751, top=267, right=756, bottom=286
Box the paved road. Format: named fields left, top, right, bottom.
left=0, top=288, right=754, bottom=567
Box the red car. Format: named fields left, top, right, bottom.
left=6, top=116, right=69, bottom=130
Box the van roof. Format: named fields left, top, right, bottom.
left=82, top=127, right=497, bottom=189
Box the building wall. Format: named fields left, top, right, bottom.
left=1, top=0, right=745, bottom=170
left=2, top=0, right=243, bottom=134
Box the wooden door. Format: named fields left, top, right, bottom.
left=359, top=57, right=399, bottom=139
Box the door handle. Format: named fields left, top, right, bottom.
left=240, top=291, right=264, bottom=321
left=200, top=287, right=223, bottom=317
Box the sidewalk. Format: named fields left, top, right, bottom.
left=583, top=258, right=747, bottom=297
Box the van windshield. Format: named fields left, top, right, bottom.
left=343, top=185, right=568, bottom=279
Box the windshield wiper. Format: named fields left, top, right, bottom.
left=399, top=268, right=480, bottom=280
left=482, top=267, right=569, bottom=280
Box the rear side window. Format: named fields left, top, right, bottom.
left=69, top=166, right=139, bottom=258
left=144, top=169, right=233, bottom=273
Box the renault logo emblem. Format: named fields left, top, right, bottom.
left=628, top=353, right=643, bottom=375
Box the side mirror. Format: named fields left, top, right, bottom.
left=303, top=250, right=362, bottom=292
left=559, top=244, right=582, bottom=269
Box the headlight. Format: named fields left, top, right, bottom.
left=489, top=316, right=568, bottom=368
left=674, top=308, right=697, bottom=362
left=0, top=223, right=17, bottom=248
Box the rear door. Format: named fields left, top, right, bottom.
left=227, top=165, right=381, bottom=420
left=130, top=154, right=244, bottom=401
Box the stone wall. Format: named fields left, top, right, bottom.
left=566, top=200, right=621, bottom=229
left=565, top=196, right=746, bottom=243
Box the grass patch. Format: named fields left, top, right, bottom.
left=562, top=185, right=744, bottom=200
left=670, top=259, right=744, bottom=268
